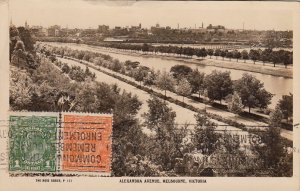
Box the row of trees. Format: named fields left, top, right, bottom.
left=53, top=60, right=96, bottom=82
left=100, top=43, right=293, bottom=67
left=42, top=45, right=274, bottom=114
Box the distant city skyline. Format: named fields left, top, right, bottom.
left=10, top=0, right=294, bottom=31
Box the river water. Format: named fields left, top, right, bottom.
left=45, top=42, right=293, bottom=109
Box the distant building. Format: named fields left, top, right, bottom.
left=166, top=26, right=171, bottom=30
left=103, top=37, right=125, bottom=42
left=98, top=25, right=109, bottom=33
left=30, top=26, right=47, bottom=37
left=189, top=28, right=207, bottom=34
left=47, top=25, right=61, bottom=37
left=207, top=24, right=225, bottom=33
left=25, top=21, right=29, bottom=29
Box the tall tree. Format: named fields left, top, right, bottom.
left=269, top=106, right=283, bottom=127
left=214, top=49, right=221, bottom=60
left=143, top=96, right=184, bottom=170
left=249, top=49, right=260, bottom=64
left=241, top=50, right=249, bottom=63
left=204, top=70, right=233, bottom=104
left=234, top=73, right=273, bottom=113
left=143, top=69, right=157, bottom=88
left=226, top=51, right=233, bottom=61
left=232, top=50, right=241, bottom=62
left=271, top=51, right=280, bottom=67
left=187, top=68, right=205, bottom=98
left=260, top=48, right=272, bottom=65
left=220, top=50, right=227, bottom=60
left=192, top=113, right=220, bottom=155
left=277, top=93, right=293, bottom=121
left=17, top=26, right=35, bottom=52
left=226, top=92, right=244, bottom=116
left=176, top=78, right=192, bottom=102
left=156, top=70, right=176, bottom=98
left=133, top=66, right=149, bottom=86
left=170, top=64, right=193, bottom=79
left=207, top=49, right=214, bottom=59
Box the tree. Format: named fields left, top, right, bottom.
left=249, top=49, right=260, bottom=64
left=251, top=111, right=290, bottom=176
left=220, top=50, right=227, bottom=60
left=260, top=48, right=272, bottom=65
left=226, top=51, right=233, bottom=61
left=269, top=106, right=283, bottom=127
left=132, top=67, right=149, bottom=86
left=214, top=49, right=221, bottom=59
left=124, top=60, right=139, bottom=70
left=111, top=59, right=123, bottom=72
left=277, top=93, right=293, bottom=121
left=176, top=78, right=192, bottom=102
left=10, top=70, right=33, bottom=110
left=143, top=96, right=185, bottom=170
left=187, top=68, right=205, bottom=98
left=143, top=69, right=156, bottom=88
left=270, top=51, right=279, bottom=67
left=141, top=43, right=150, bottom=52
left=156, top=70, right=176, bottom=98
left=226, top=92, right=244, bottom=116
left=143, top=96, right=176, bottom=131
left=204, top=70, right=233, bottom=104
left=182, top=47, right=194, bottom=58
left=170, top=64, right=193, bottom=79
left=10, top=26, right=20, bottom=61
left=232, top=50, right=241, bottom=62
left=195, top=48, right=207, bottom=58
left=192, top=113, right=220, bottom=155
left=241, top=50, right=249, bottom=63
left=17, top=26, right=35, bottom=52
left=207, top=49, right=214, bottom=59
left=234, top=73, right=273, bottom=113
left=279, top=50, right=292, bottom=68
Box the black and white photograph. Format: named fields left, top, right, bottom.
left=1, top=0, right=299, bottom=189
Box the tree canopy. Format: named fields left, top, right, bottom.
left=204, top=70, right=233, bottom=103
left=234, top=73, right=272, bottom=113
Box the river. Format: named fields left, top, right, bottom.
left=45, top=42, right=293, bottom=109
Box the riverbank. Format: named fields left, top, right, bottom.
left=107, top=48, right=293, bottom=79
left=44, top=42, right=293, bottom=79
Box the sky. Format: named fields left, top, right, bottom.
left=9, top=0, right=294, bottom=31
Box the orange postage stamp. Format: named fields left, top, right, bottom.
left=61, top=113, right=112, bottom=175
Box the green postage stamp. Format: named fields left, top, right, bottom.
left=9, top=112, right=59, bottom=173
left=7, top=111, right=113, bottom=176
